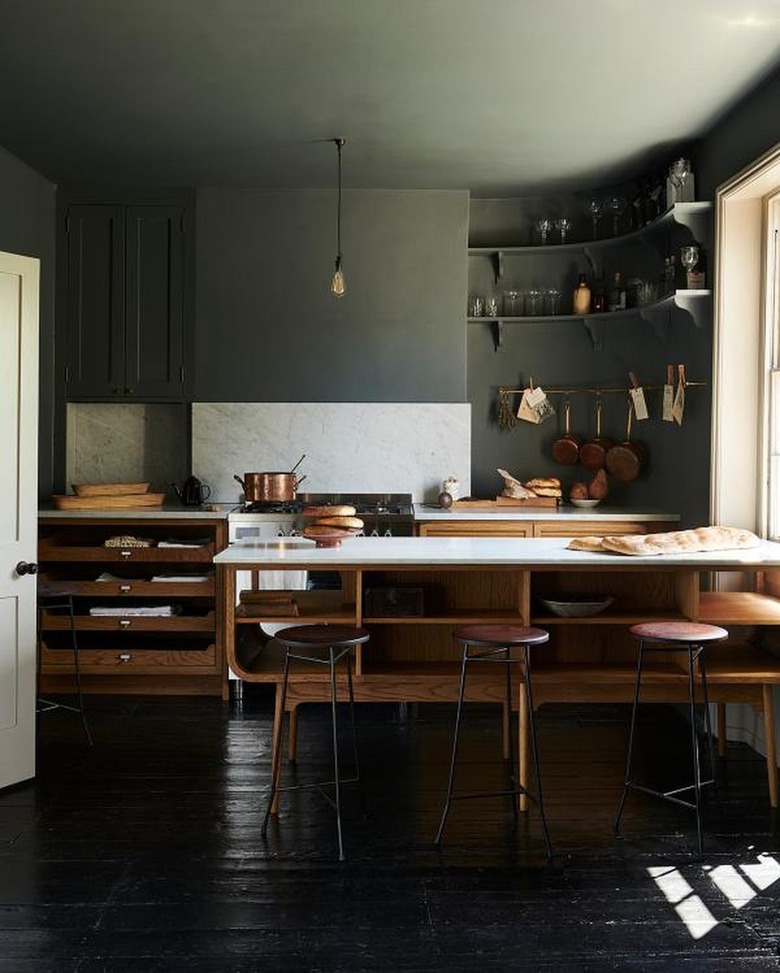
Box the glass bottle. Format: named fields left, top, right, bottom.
left=607, top=271, right=626, bottom=312
left=572, top=273, right=591, bottom=314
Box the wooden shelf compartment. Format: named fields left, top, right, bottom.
left=39, top=573, right=215, bottom=598
left=697, top=591, right=780, bottom=625
left=37, top=539, right=216, bottom=563
left=361, top=568, right=528, bottom=620
left=40, top=635, right=217, bottom=672
left=235, top=589, right=357, bottom=624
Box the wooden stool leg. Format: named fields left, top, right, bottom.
left=518, top=683, right=529, bottom=813
left=717, top=703, right=727, bottom=758
left=269, top=676, right=286, bottom=817
left=288, top=704, right=299, bottom=762
left=762, top=685, right=778, bottom=809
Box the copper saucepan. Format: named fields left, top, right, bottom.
left=551, top=400, right=581, bottom=465
left=234, top=454, right=307, bottom=502
left=605, top=401, right=648, bottom=482
left=579, top=397, right=614, bottom=472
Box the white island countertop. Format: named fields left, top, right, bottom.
left=214, top=535, right=780, bottom=569
left=413, top=504, right=679, bottom=522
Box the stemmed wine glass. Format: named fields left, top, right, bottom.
left=680, top=245, right=699, bottom=287
left=669, top=159, right=693, bottom=203
left=535, top=218, right=553, bottom=246
left=554, top=218, right=572, bottom=244
left=609, top=196, right=626, bottom=236
left=587, top=198, right=603, bottom=239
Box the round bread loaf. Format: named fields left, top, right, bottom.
left=302, top=505, right=356, bottom=518
left=303, top=524, right=354, bottom=538
left=314, top=516, right=364, bottom=529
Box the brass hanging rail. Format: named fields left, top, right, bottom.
left=497, top=380, right=708, bottom=429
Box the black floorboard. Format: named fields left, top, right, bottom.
left=1, top=689, right=780, bottom=971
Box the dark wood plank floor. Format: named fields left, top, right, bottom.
left=1, top=689, right=780, bottom=971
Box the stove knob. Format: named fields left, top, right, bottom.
left=384, top=528, right=393, bottom=537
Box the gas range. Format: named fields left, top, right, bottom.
left=228, top=492, right=415, bottom=539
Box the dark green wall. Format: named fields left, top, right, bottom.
left=697, top=67, right=780, bottom=197
left=194, top=189, right=469, bottom=401
left=0, top=147, right=56, bottom=501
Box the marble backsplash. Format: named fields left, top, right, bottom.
left=192, top=403, right=471, bottom=503
left=66, top=403, right=187, bottom=495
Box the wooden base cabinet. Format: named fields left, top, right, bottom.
left=38, top=515, right=227, bottom=696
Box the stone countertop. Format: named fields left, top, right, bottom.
left=413, top=504, right=679, bottom=522
left=39, top=503, right=233, bottom=520
left=214, top=535, right=780, bottom=569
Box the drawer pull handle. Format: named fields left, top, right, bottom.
left=120, top=550, right=133, bottom=558
left=119, top=619, right=132, bottom=628
left=119, top=584, right=132, bottom=593
left=118, top=652, right=133, bottom=663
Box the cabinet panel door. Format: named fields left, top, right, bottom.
left=417, top=521, right=532, bottom=537
left=65, top=205, right=125, bottom=397
left=532, top=520, right=650, bottom=538
left=124, top=206, right=185, bottom=398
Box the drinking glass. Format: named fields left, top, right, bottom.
left=502, top=290, right=522, bottom=317
left=545, top=288, right=562, bottom=316
left=554, top=218, right=572, bottom=244
left=484, top=293, right=501, bottom=317
left=609, top=196, right=626, bottom=236
left=535, top=218, right=553, bottom=246
left=526, top=289, right=544, bottom=316
left=467, top=294, right=484, bottom=317
left=680, top=245, right=699, bottom=287
left=587, top=197, right=603, bottom=239
left=669, top=158, right=693, bottom=203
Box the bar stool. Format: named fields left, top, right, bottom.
left=435, top=624, right=552, bottom=858
left=614, top=621, right=728, bottom=854
left=261, top=624, right=370, bottom=862
left=37, top=583, right=92, bottom=746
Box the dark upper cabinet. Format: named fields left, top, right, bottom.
left=64, top=203, right=186, bottom=400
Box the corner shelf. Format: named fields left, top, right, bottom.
left=469, top=289, right=712, bottom=350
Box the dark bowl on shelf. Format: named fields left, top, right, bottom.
left=538, top=594, right=615, bottom=618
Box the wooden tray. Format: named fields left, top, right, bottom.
left=52, top=493, right=165, bottom=510
left=71, top=482, right=150, bottom=497
left=451, top=496, right=559, bottom=510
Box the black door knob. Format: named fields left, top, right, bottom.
left=16, top=561, right=38, bottom=576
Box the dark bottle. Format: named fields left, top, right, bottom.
left=591, top=278, right=606, bottom=312
left=607, top=271, right=626, bottom=312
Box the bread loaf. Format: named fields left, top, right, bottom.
left=523, top=477, right=562, bottom=498
left=314, top=516, right=364, bottom=529
left=302, top=505, right=356, bottom=518
left=568, top=526, right=760, bottom=556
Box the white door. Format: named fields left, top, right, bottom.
left=0, top=251, right=40, bottom=790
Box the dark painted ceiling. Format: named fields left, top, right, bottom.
left=1, top=1, right=779, bottom=195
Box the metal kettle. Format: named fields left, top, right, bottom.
left=172, top=476, right=211, bottom=506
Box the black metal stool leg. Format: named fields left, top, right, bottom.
left=523, top=647, right=552, bottom=859
left=688, top=645, right=705, bottom=855
left=262, top=650, right=291, bottom=837
left=614, top=639, right=645, bottom=835
left=329, top=645, right=345, bottom=862
left=435, top=643, right=470, bottom=846
left=696, top=647, right=721, bottom=815
left=68, top=600, right=92, bottom=747
left=505, top=647, right=518, bottom=820
left=346, top=651, right=368, bottom=819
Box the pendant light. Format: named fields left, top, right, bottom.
left=331, top=137, right=346, bottom=298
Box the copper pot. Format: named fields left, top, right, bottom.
left=234, top=454, right=307, bottom=502
left=605, top=402, right=648, bottom=482
left=551, top=401, right=581, bottom=465
left=579, top=398, right=614, bottom=472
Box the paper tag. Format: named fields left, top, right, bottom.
left=673, top=381, right=685, bottom=425
left=662, top=384, right=674, bottom=421
left=526, top=385, right=556, bottom=424
left=517, top=389, right=539, bottom=424
left=629, top=386, right=649, bottom=420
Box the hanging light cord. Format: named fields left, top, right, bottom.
left=335, top=137, right=344, bottom=267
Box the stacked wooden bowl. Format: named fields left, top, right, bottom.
left=52, top=482, right=165, bottom=510
left=301, top=505, right=364, bottom=547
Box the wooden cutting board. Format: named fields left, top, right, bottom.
left=451, top=496, right=559, bottom=510
left=52, top=493, right=165, bottom=510
left=72, top=481, right=150, bottom=496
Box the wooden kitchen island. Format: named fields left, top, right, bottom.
left=215, top=535, right=780, bottom=806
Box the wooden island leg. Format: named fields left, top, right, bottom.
left=717, top=703, right=727, bottom=758
left=270, top=681, right=285, bottom=815
left=288, top=704, right=299, bottom=762
left=518, top=685, right=529, bottom=812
